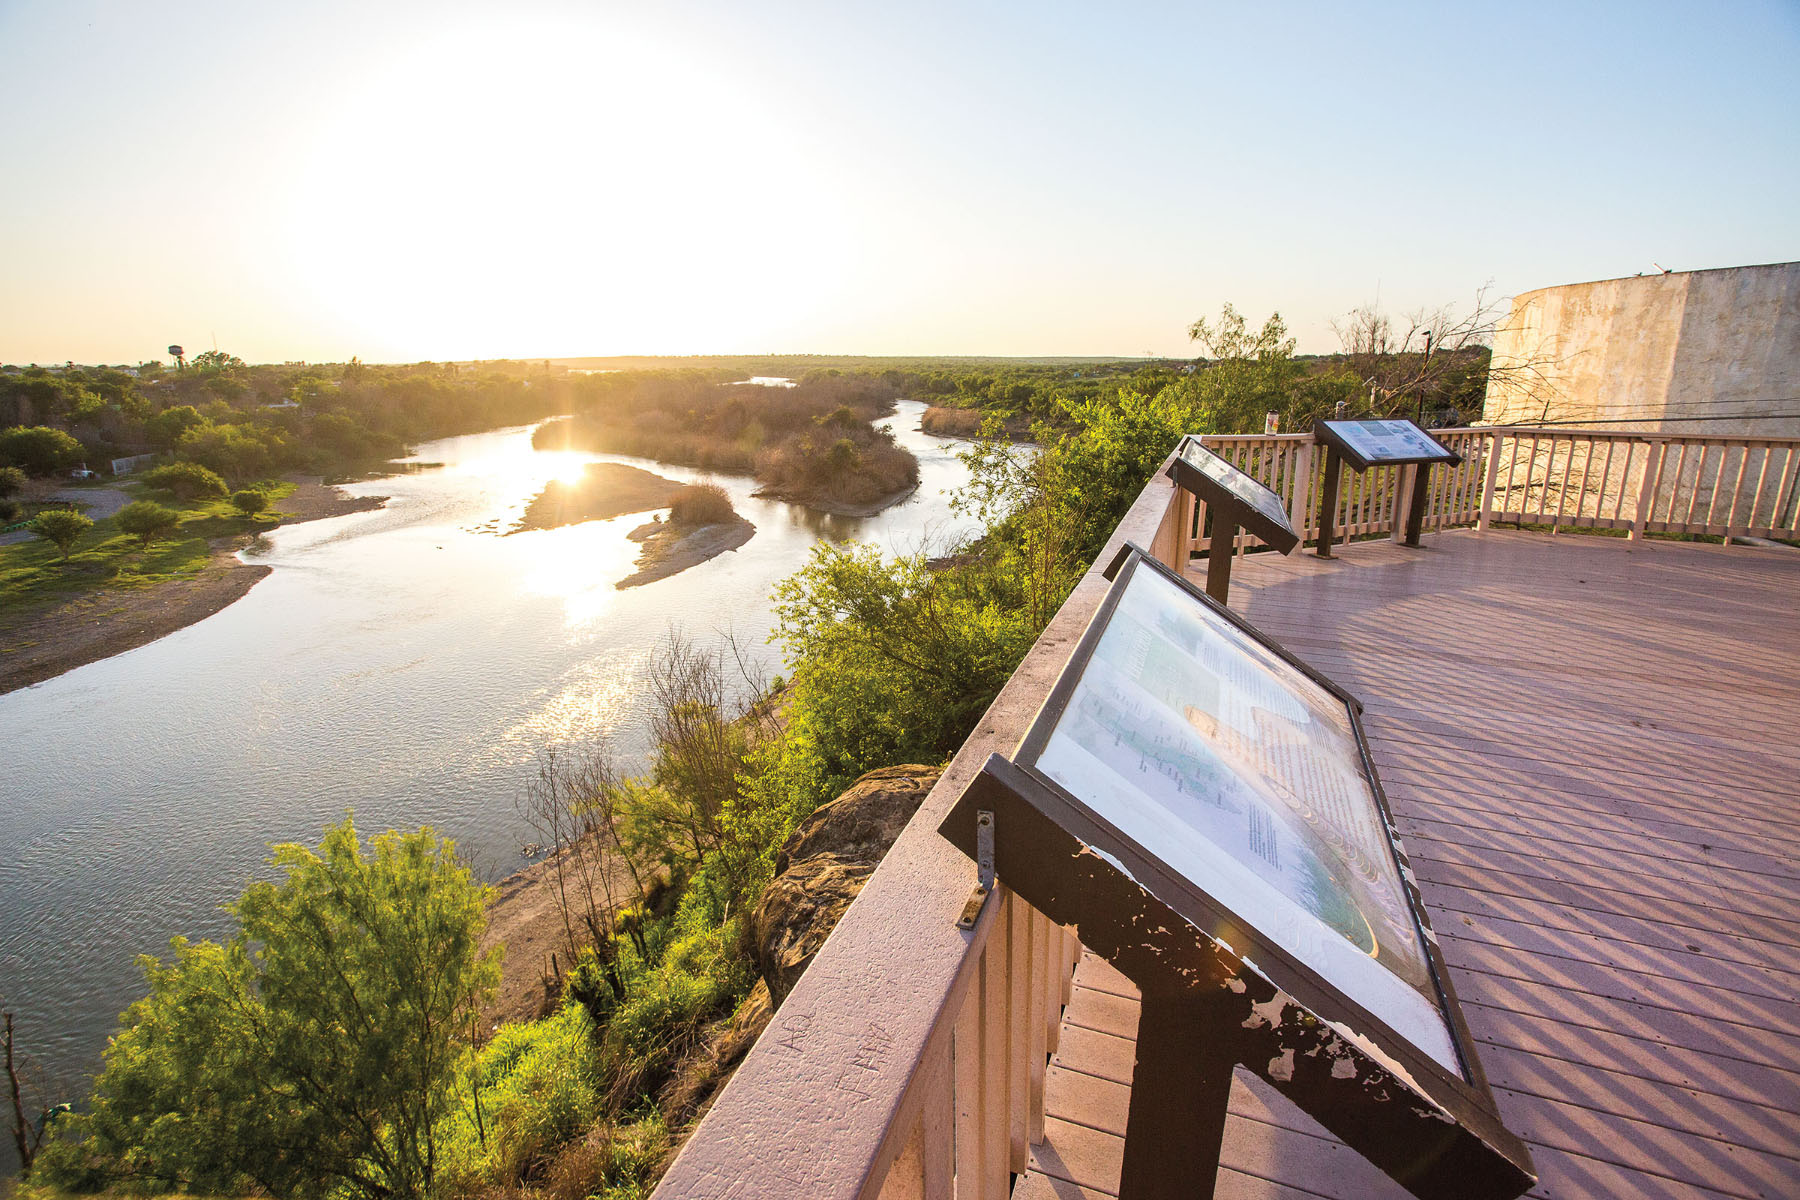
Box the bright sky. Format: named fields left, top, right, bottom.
left=2, top=0, right=1796, bottom=365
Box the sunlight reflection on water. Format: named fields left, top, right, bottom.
left=0, top=400, right=982, bottom=1132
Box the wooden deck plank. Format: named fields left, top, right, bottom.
left=1012, top=532, right=1800, bottom=1200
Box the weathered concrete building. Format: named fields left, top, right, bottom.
left=1483, top=260, right=1800, bottom=435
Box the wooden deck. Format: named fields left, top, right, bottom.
left=1016, top=530, right=1800, bottom=1200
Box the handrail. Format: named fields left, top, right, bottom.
left=652, top=455, right=1187, bottom=1200
left=1480, top=425, right=1800, bottom=446
left=1194, top=425, right=1799, bottom=549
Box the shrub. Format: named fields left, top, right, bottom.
left=445, top=1005, right=602, bottom=1185
left=0, top=464, right=26, bottom=498
left=115, top=499, right=181, bottom=548
left=668, top=482, right=735, bottom=527
left=141, top=460, right=228, bottom=500
left=920, top=405, right=984, bottom=437
left=0, top=498, right=20, bottom=524
left=605, top=914, right=748, bottom=1089
left=230, top=488, right=270, bottom=516
left=29, top=508, right=94, bottom=561
left=33, top=818, right=498, bottom=1200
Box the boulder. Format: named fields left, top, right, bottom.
left=751, top=764, right=940, bottom=1004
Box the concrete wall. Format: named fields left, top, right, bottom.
left=1482, top=261, right=1800, bottom=436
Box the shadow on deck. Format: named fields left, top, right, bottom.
left=1022, top=530, right=1800, bottom=1200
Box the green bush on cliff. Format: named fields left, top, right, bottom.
left=443, top=1004, right=602, bottom=1186
left=33, top=818, right=498, bottom=1200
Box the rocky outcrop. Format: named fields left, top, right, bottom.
left=750, top=764, right=941, bottom=1005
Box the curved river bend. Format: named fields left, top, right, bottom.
left=0, top=400, right=978, bottom=1137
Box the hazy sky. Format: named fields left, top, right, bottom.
left=3, top=0, right=1796, bottom=365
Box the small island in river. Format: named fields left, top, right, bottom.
left=512, top=467, right=756, bottom=587
left=619, top=512, right=755, bottom=589
left=510, top=462, right=685, bottom=533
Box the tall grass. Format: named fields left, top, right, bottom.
left=667, top=483, right=736, bottom=527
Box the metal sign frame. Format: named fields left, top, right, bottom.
left=1315, top=419, right=1463, bottom=470
left=939, top=545, right=1534, bottom=1200
left=1165, top=435, right=1299, bottom=603
left=1312, top=420, right=1463, bottom=556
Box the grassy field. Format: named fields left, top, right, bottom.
left=0, top=481, right=295, bottom=623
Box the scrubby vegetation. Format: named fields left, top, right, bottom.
left=26, top=509, right=92, bottom=562
left=0, top=357, right=568, bottom=487
left=536, top=373, right=918, bottom=512
left=31, top=820, right=497, bottom=1200
left=139, top=461, right=227, bottom=500
left=667, top=483, right=735, bottom=528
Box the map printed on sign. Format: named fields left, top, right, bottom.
left=1319, top=419, right=1458, bottom=467
left=1030, top=562, right=1462, bottom=1074
left=1176, top=437, right=1297, bottom=540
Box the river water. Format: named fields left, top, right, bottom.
left=0, top=400, right=977, bottom=1139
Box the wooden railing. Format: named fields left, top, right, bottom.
left=651, top=458, right=1188, bottom=1200
left=1194, top=426, right=1800, bottom=552
left=1477, top=429, right=1800, bottom=539
left=651, top=425, right=1797, bottom=1200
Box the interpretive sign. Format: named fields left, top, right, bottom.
left=939, top=546, right=1533, bottom=1200
left=1312, top=419, right=1462, bottom=555
left=1165, top=436, right=1299, bottom=603
left=1316, top=418, right=1461, bottom=469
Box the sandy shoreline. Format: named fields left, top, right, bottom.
left=618, top=515, right=756, bottom=588
left=0, top=479, right=386, bottom=696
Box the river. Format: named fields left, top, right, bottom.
left=0, top=399, right=978, bottom=1147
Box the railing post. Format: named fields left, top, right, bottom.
left=1477, top=430, right=1504, bottom=530
left=1290, top=437, right=1316, bottom=542
left=1631, top=440, right=1666, bottom=540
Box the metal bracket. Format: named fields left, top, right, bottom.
left=956, top=810, right=996, bottom=929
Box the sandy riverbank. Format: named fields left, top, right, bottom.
left=0, top=479, right=385, bottom=696
left=618, top=515, right=756, bottom=589
left=478, top=843, right=655, bottom=1029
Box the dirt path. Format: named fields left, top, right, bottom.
left=0, top=486, right=131, bottom=546
left=0, top=479, right=386, bottom=696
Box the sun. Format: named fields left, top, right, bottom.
left=282, top=16, right=855, bottom=360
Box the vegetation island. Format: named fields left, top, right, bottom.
left=3, top=305, right=1500, bottom=1198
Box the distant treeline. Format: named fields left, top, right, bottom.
left=0, top=357, right=568, bottom=483
left=537, top=370, right=920, bottom=511
left=555, top=346, right=1494, bottom=435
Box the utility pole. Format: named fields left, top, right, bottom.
left=1416, top=329, right=1433, bottom=424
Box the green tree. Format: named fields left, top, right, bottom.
left=190, top=349, right=247, bottom=374
left=0, top=425, right=84, bottom=475
left=35, top=818, right=499, bottom=1200
left=115, top=500, right=180, bottom=548
left=230, top=488, right=269, bottom=516
left=178, top=422, right=280, bottom=479
left=142, top=460, right=228, bottom=500
left=145, top=404, right=207, bottom=449
left=28, top=509, right=93, bottom=561
left=0, top=465, right=25, bottom=498
left=1182, top=303, right=1303, bottom=432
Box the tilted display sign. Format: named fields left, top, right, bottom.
left=1170, top=436, right=1300, bottom=551
left=1312, top=418, right=1463, bottom=555
left=1316, top=418, right=1461, bottom=469
left=940, top=546, right=1534, bottom=1200
left=1165, top=435, right=1299, bottom=603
